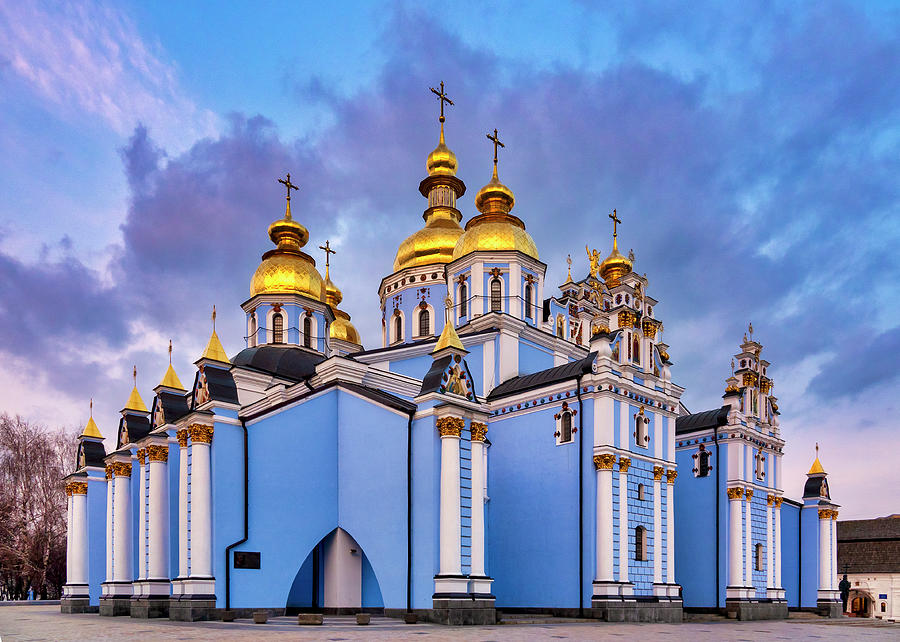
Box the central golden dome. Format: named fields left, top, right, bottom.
left=452, top=163, right=538, bottom=261
left=250, top=186, right=324, bottom=300
left=598, top=238, right=632, bottom=286
left=394, top=218, right=464, bottom=271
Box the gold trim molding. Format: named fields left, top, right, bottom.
left=111, top=461, right=132, bottom=478
left=105, top=464, right=114, bottom=480
left=745, top=489, right=754, bottom=502
left=773, top=497, right=783, bottom=508
left=136, top=448, right=146, bottom=465
left=176, top=429, right=189, bottom=448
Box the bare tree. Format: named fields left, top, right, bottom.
left=0, top=414, right=76, bottom=600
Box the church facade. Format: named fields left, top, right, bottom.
left=61, top=87, right=843, bottom=624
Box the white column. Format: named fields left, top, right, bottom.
left=830, top=512, right=838, bottom=589
left=437, top=418, right=462, bottom=577
left=744, top=490, right=753, bottom=587
left=594, top=455, right=615, bottom=583
left=471, top=261, right=484, bottom=316
left=618, top=458, right=630, bottom=586
left=766, top=495, right=774, bottom=588
left=818, top=509, right=830, bottom=591
left=105, top=468, right=113, bottom=583
left=177, top=430, right=189, bottom=579
left=189, top=426, right=214, bottom=579
left=469, top=425, right=487, bottom=577
left=652, top=467, right=663, bottom=586
left=66, top=491, right=73, bottom=588
left=774, top=497, right=782, bottom=588
left=148, top=445, right=169, bottom=581
left=137, top=450, right=147, bottom=581
left=666, top=470, right=676, bottom=584
left=112, top=463, right=133, bottom=583
left=70, top=483, right=89, bottom=586
left=727, top=487, right=743, bottom=590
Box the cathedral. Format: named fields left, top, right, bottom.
left=61, top=85, right=843, bottom=624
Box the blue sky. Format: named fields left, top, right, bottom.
left=1, top=1, right=898, bottom=519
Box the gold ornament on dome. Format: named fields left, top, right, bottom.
left=595, top=210, right=633, bottom=286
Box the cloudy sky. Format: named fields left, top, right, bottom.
left=2, top=1, right=898, bottom=518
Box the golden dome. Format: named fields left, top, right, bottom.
left=452, top=164, right=538, bottom=261
left=324, top=269, right=342, bottom=307
left=426, top=123, right=458, bottom=177
left=330, top=309, right=361, bottom=345
left=598, top=237, right=632, bottom=286
left=250, top=188, right=324, bottom=300
left=394, top=217, right=464, bottom=271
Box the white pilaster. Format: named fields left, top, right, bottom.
left=435, top=417, right=466, bottom=593
left=666, top=470, right=676, bottom=585
left=830, top=513, right=838, bottom=589
left=744, top=490, right=753, bottom=588
left=652, top=468, right=663, bottom=590
left=67, top=482, right=89, bottom=590
left=66, top=493, right=73, bottom=586
left=189, top=427, right=213, bottom=580
left=137, top=450, right=147, bottom=581
left=148, top=445, right=169, bottom=582
left=594, top=455, right=615, bottom=583
left=471, top=261, right=484, bottom=316
left=818, top=510, right=830, bottom=591
left=766, top=496, right=774, bottom=589
left=618, top=459, right=630, bottom=588
left=469, top=423, right=492, bottom=594
left=726, top=487, right=744, bottom=597
left=509, top=263, right=521, bottom=318
left=177, top=431, right=189, bottom=581
left=104, top=470, right=113, bottom=585
left=774, top=498, right=782, bottom=589
left=112, top=463, right=133, bottom=584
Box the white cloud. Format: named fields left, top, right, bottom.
left=0, top=0, right=219, bottom=152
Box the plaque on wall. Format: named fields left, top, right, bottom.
left=233, top=551, right=261, bottom=569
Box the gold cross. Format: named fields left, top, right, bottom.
left=486, top=128, right=504, bottom=167
left=278, top=172, right=299, bottom=202
left=609, top=209, right=621, bottom=238
left=318, top=240, right=336, bottom=269
left=430, top=81, right=453, bottom=123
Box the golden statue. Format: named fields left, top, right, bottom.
left=447, top=366, right=466, bottom=396
left=586, top=245, right=601, bottom=278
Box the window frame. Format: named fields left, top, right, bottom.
left=634, top=525, right=647, bottom=561
left=272, top=312, right=285, bottom=344
left=490, top=277, right=502, bottom=312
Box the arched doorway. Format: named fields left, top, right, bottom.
left=848, top=589, right=874, bottom=618
left=285, top=527, right=384, bottom=615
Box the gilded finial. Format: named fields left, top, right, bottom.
left=486, top=128, right=505, bottom=180
left=133, top=364, right=137, bottom=387
left=749, top=321, right=754, bottom=339
left=168, top=339, right=173, bottom=364
left=319, top=240, right=336, bottom=278
left=430, top=81, right=453, bottom=126
left=565, top=253, right=573, bottom=283
left=200, top=304, right=230, bottom=364
left=160, top=339, right=185, bottom=390
left=90, top=397, right=93, bottom=417
left=816, top=442, right=819, bottom=458
left=278, top=173, right=300, bottom=220
left=212, top=305, right=217, bottom=331
left=80, top=397, right=103, bottom=439
left=609, top=209, right=620, bottom=242
left=808, top=442, right=826, bottom=475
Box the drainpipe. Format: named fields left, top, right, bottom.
left=576, top=372, right=584, bottom=617
left=406, top=409, right=414, bottom=614
left=224, top=418, right=249, bottom=612
left=714, top=426, right=720, bottom=609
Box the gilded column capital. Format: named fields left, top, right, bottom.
left=766, top=494, right=775, bottom=506
left=436, top=416, right=463, bottom=438
left=111, top=461, right=132, bottom=478
left=818, top=509, right=830, bottom=520
left=727, top=486, right=744, bottom=500
left=831, top=510, right=838, bottom=520
left=136, top=448, right=146, bottom=465
left=188, top=423, right=214, bottom=444
left=104, top=464, right=114, bottom=480
left=652, top=465, right=665, bottom=481
left=176, top=429, right=189, bottom=448
left=744, top=489, right=754, bottom=502
left=666, top=469, right=677, bottom=484
left=64, top=482, right=73, bottom=496
left=618, top=457, right=631, bottom=473
left=593, top=453, right=616, bottom=470
left=70, top=481, right=88, bottom=495
left=147, top=444, right=169, bottom=463
left=773, top=497, right=783, bottom=508
left=470, top=422, right=488, bottom=442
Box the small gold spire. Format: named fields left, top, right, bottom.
left=80, top=398, right=103, bottom=439
left=200, top=305, right=230, bottom=364
left=124, top=366, right=148, bottom=413
left=808, top=442, right=825, bottom=475
left=159, top=339, right=185, bottom=390
left=564, top=253, right=574, bottom=284
left=432, top=290, right=464, bottom=354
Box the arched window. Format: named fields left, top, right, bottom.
left=459, top=283, right=468, bottom=317
left=418, top=308, right=430, bottom=337
left=635, top=526, right=647, bottom=561
left=303, top=315, right=312, bottom=348
left=248, top=313, right=257, bottom=348
left=755, top=543, right=764, bottom=571
left=616, top=294, right=622, bottom=305
left=635, top=413, right=649, bottom=448
left=695, top=444, right=712, bottom=477
left=490, top=278, right=502, bottom=312
left=882, top=602, right=887, bottom=613
left=637, top=483, right=646, bottom=501
left=524, top=283, right=533, bottom=319
left=393, top=313, right=403, bottom=343
left=560, top=412, right=572, bottom=443
left=272, top=312, right=284, bottom=344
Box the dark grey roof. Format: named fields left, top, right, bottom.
left=675, top=406, right=730, bottom=435
left=487, top=353, right=596, bottom=400
left=192, top=364, right=239, bottom=407
left=155, top=390, right=191, bottom=426
left=803, top=474, right=831, bottom=500
left=232, top=345, right=324, bottom=381
left=837, top=518, right=900, bottom=573
left=420, top=356, right=452, bottom=395
left=117, top=414, right=151, bottom=449
left=77, top=440, right=106, bottom=469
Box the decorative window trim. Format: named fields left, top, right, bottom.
left=265, top=306, right=286, bottom=345
left=489, top=275, right=504, bottom=313
left=302, top=313, right=315, bottom=349
left=390, top=309, right=405, bottom=344
left=754, top=543, right=764, bottom=571
left=692, top=443, right=714, bottom=477
left=524, top=282, right=534, bottom=320
left=633, top=407, right=650, bottom=449
left=248, top=312, right=258, bottom=348
left=637, top=483, right=646, bottom=501
left=414, top=303, right=435, bottom=339
left=634, top=525, right=647, bottom=561
left=754, top=448, right=766, bottom=481
left=458, top=281, right=469, bottom=320
left=554, top=401, right=577, bottom=445
left=272, top=311, right=285, bottom=345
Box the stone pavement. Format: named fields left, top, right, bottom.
left=1, top=605, right=898, bottom=641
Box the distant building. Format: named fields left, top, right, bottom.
left=837, top=517, right=900, bottom=620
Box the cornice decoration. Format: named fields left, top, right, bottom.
left=147, top=444, right=169, bottom=463
left=652, top=465, right=665, bottom=481
left=188, top=423, right=215, bottom=445
left=744, top=488, right=754, bottom=502
left=773, top=497, right=783, bottom=508
left=666, top=469, right=677, bottom=484
left=470, top=422, right=488, bottom=442
left=490, top=383, right=677, bottom=418
left=176, top=429, right=189, bottom=448
left=111, top=461, right=132, bottom=478
left=436, top=416, right=464, bottom=438
left=618, top=457, right=631, bottom=473
left=593, top=453, right=616, bottom=470
left=136, top=448, right=146, bottom=465
left=727, top=487, right=744, bottom=500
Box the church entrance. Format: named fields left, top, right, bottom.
left=285, top=528, right=383, bottom=615
left=849, top=590, right=874, bottom=617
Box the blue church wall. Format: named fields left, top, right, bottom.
left=410, top=414, right=438, bottom=610
left=211, top=416, right=244, bottom=608
left=86, top=473, right=107, bottom=605
left=488, top=405, right=583, bottom=607
left=780, top=501, right=800, bottom=607
left=800, top=504, right=819, bottom=608
left=673, top=444, right=719, bottom=607
left=581, top=398, right=596, bottom=608
left=385, top=279, right=444, bottom=345
left=388, top=354, right=432, bottom=380
left=462, top=344, right=484, bottom=396
left=224, top=389, right=408, bottom=610
left=625, top=458, right=656, bottom=595
left=460, top=424, right=472, bottom=575
left=750, top=494, right=766, bottom=596
left=361, top=549, right=384, bottom=608
left=518, top=339, right=553, bottom=377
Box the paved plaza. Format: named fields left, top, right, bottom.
left=1, top=605, right=899, bottom=641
